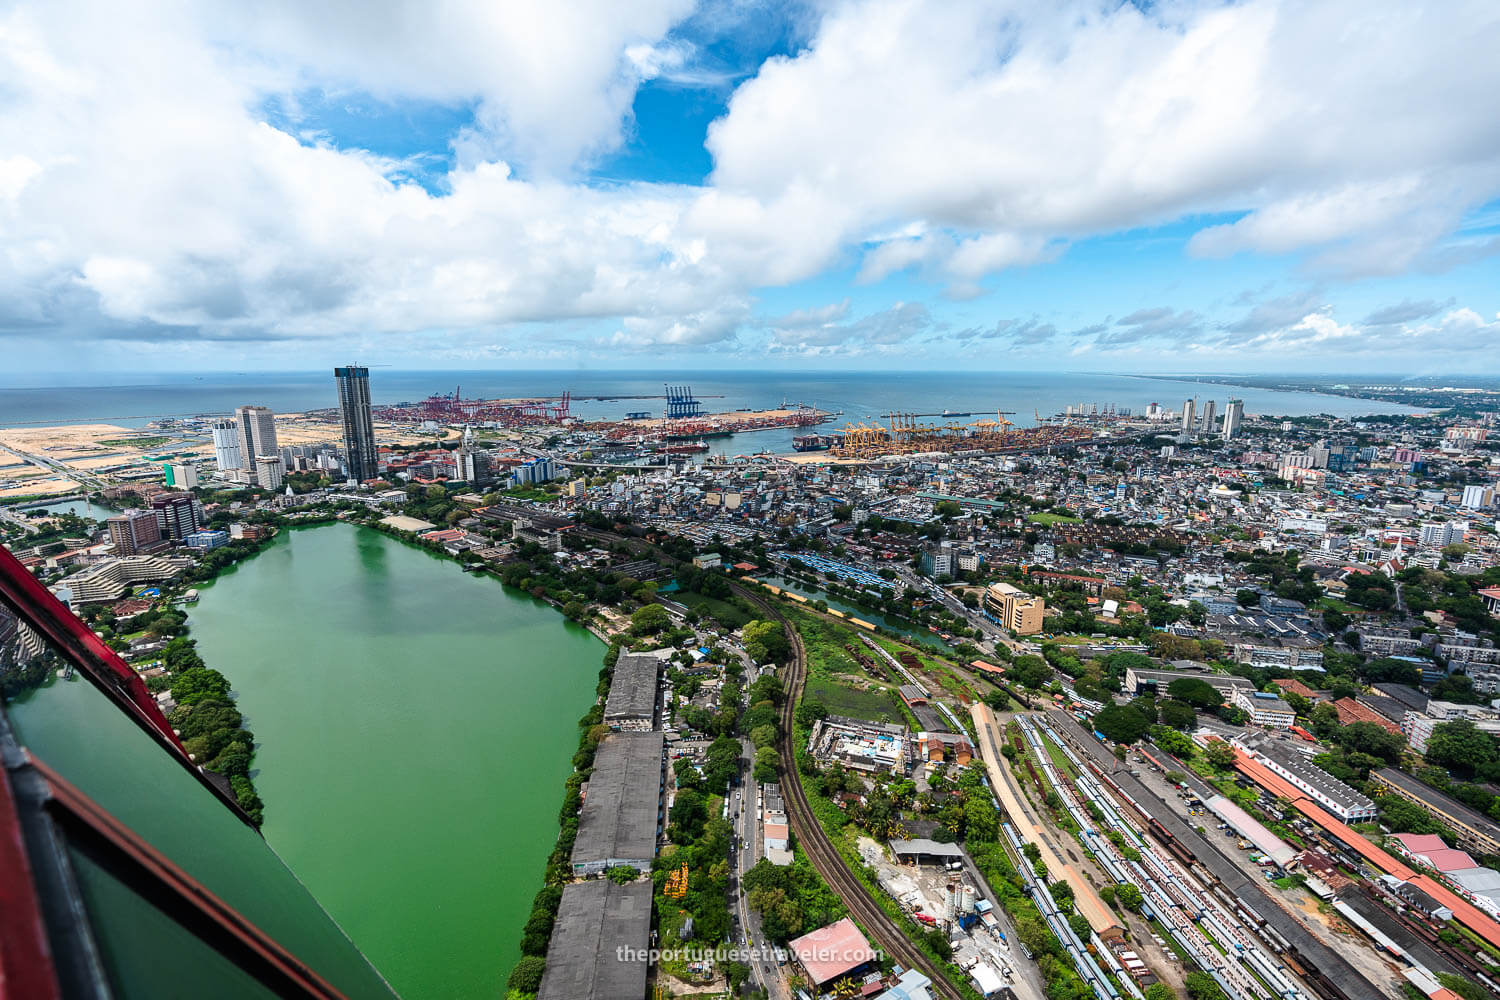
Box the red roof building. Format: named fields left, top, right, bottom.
left=789, top=917, right=877, bottom=987
left=1333, top=697, right=1400, bottom=735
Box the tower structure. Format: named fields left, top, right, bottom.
left=211, top=419, right=242, bottom=471
left=234, top=406, right=279, bottom=469
left=1181, top=398, right=1196, bottom=434
left=1222, top=398, right=1244, bottom=441
left=335, top=366, right=378, bottom=483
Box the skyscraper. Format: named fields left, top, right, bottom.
left=211, top=418, right=242, bottom=470
left=1181, top=398, right=1196, bottom=433
left=234, top=405, right=279, bottom=466
left=255, top=455, right=285, bottom=490
left=106, top=509, right=163, bottom=555
left=1199, top=399, right=1216, bottom=433
left=335, top=366, right=378, bottom=483
left=1222, top=398, right=1244, bottom=440
left=149, top=492, right=205, bottom=540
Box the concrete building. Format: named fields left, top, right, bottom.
left=335, top=366, right=379, bottom=483
left=571, top=732, right=664, bottom=877
left=106, top=509, right=163, bottom=556
left=1233, top=689, right=1296, bottom=729
left=165, top=462, right=199, bottom=489
left=1420, top=521, right=1469, bottom=547
left=1222, top=398, right=1244, bottom=441
left=1371, top=769, right=1500, bottom=856
left=210, top=419, right=242, bottom=471
left=149, top=492, right=205, bottom=540
left=254, top=455, right=284, bottom=491
left=983, top=581, right=1044, bottom=635
left=1199, top=399, right=1216, bottom=434
left=184, top=529, right=229, bottom=551
left=603, top=649, right=669, bottom=731
left=1242, top=737, right=1376, bottom=823
left=1461, top=484, right=1495, bottom=510
left=536, top=880, right=651, bottom=1000
left=56, top=555, right=194, bottom=604
left=234, top=405, right=279, bottom=469
left=1181, top=398, right=1195, bottom=434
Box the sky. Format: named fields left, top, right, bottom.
left=2, top=0, right=1499, bottom=376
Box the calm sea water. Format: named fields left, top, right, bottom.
left=0, top=370, right=1421, bottom=435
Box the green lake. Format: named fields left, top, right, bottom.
left=183, top=522, right=601, bottom=997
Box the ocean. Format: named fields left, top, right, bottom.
left=0, top=370, right=1422, bottom=437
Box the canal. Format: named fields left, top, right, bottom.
left=182, top=522, right=601, bottom=997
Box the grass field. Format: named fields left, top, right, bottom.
left=805, top=676, right=905, bottom=724
left=1026, top=512, right=1082, bottom=525
left=98, top=436, right=172, bottom=449
left=681, top=593, right=753, bottom=630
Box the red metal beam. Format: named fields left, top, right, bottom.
left=0, top=544, right=183, bottom=752
left=0, top=757, right=62, bottom=1000
left=30, top=757, right=350, bottom=1000
left=0, top=543, right=254, bottom=827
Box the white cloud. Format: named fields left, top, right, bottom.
left=1, top=0, right=1499, bottom=363
left=709, top=0, right=1500, bottom=280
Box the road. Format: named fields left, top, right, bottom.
left=728, top=740, right=790, bottom=1000
left=0, top=442, right=109, bottom=491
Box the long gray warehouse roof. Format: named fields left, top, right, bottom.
left=537, top=879, right=652, bottom=1000
left=604, top=650, right=665, bottom=723
left=572, top=732, right=664, bottom=870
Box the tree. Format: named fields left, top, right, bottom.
left=1204, top=740, right=1238, bottom=770
left=629, top=603, right=670, bottom=635
left=1008, top=654, right=1051, bottom=690
left=1167, top=677, right=1222, bottom=709
left=1159, top=699, right=1198, bottom=730
left=1427, top=719, right=1500, bottom=777
left=753, top=746, right=782, bottom=783
left=605, top=865, right=637, bottom=884
left=1093, top=703, right=1151, bottom=744
left=1151, top=726, right=1195, bottom=758
left=743, top=620, right=790, bottom=664
left=1185, top=971, right=1227, bottom=1000
left=506, top=956, right=546, bottom=994
left=1116, top=883, right=1143, bottom=911
left=1144, top=985, right=1175, bottom=1000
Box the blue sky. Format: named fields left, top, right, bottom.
left=1, top=0, right=1498, bottom=375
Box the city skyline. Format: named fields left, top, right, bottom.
left=0, top=1, right=1497, bottom=375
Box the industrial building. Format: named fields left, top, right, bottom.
left=571, top=732, right=665, bottom=877
left=1240, top=736, right=1377, bottom=823
left=807, top=716, right=907, bottom=774
left=603, top=648, right=669, bottom=731
left=983, top=581, right=1044, bottom=635
left=1371, top=769, right=1500, bottom=857
left=536, top=879, right=652, bottom=1000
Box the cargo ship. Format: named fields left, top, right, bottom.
left=657, top=441, right=710, bottom=455
left=792, top=433, right=837, bottom=452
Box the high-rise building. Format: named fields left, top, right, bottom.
left=1222, top=398, right=1244, bottom=441
left=255, top=455, right=285, bottom=490
left=150, top=492, right=205, bottom=540
left=1181, top=398, right=1196, bottom=433
left=167, top=462, right=199, bottom=489
left=234, top=406, right=279, bottom=469
left=335, top=366, right=378, bottom=483
left=1462, top=484, right=1495, bottom=509
left=211, top=418, right=242, bottom=470
left=106, top=509, right=164, bottom=556
left=1199, top=399, right=1216, bottom=432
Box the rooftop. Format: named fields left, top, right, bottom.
left=572, top=732, right=664, bottom=870
left=1374, top=769, right=1500, bottom=842
left=789, top=917, right=878, bottom=986
left=537, top=880, right=652, bottom=1000
left=603, top=649, right=667, bottom=723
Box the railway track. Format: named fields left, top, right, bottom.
left=743, top=592, right=967, bottom=1000
left=573, top=522, right=968, bottom=996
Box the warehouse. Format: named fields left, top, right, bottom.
left=571, top=732, right=665, bottom=876
left=604, top=648, right=670, bottom=730
left=537, top=879, right=652, bottom=1000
